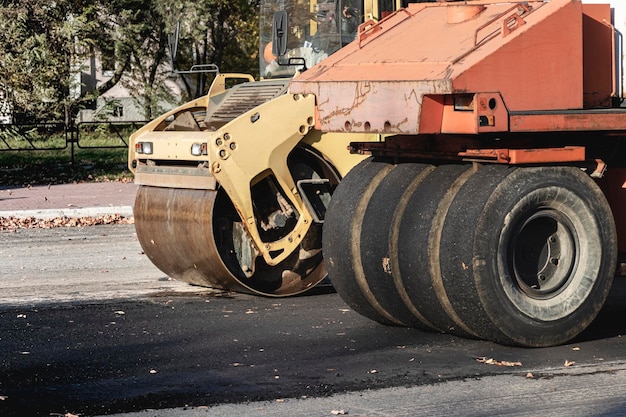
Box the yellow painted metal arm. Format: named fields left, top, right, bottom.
left=210, top=93, right=317, bottom=266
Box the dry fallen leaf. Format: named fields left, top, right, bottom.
left=476, top=357, right=523, bottom=367
left=0, top=214, right=133, bottom=231
left=526, top=372, right=534, bottom=379
left=331, top=410, right=348, bottom=415
left=564, top=360, right=575, bottom=367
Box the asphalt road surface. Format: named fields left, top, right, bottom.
left=1, top=225, right=626, bottom=417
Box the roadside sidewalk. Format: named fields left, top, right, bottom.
left=0, top=181, right=137, bottom=218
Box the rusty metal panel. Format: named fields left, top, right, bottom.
left=309, top=79, right=452, bottom=134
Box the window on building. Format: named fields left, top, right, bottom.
left=113, top=105, right=124, bottom=117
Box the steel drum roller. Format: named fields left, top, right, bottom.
left=134, top=148, right=336, bottom=297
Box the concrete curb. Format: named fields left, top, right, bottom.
left=0, top=206, right=134, bottom=219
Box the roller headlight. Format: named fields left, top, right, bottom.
left=135, top=141, right=153, bottom=154
left=191, top=142, right=208, bottom=156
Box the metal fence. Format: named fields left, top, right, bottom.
left=0, top=122, right=68, bottom=152
left=0, top=120, right=147, bottom=162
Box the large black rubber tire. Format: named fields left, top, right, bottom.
left=395, top=164, right=480, bottom=338
left=323, top=158, right=400, bottom=326
left=358, top=162, right=436, bottom=329
left=438, top=165, right=617, bottom=347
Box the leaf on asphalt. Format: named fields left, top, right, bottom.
left=0, top=214, right=133, bottom=231
left=476, top=357, right=523, bottom=367
left=64, top=413, right=80, bottom=417
left=526, top=372, right=534, bottom=379
left=0, top=395, right=7, bottom=400
left=564, top=360, right=575, bottom=367
left=368, top=369, right=378, bottom=374
left=331, top=409, right=348, bottom=415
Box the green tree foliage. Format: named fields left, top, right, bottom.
left=157, top=0, right=260, bottom=100
left=0, top=1, right=100, bottom=122
left=0, top=0, right=261, bottom=122
left=100, top=0, right=173, bottom=120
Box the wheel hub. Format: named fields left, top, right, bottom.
left=512, top=210, right=576, bottom=297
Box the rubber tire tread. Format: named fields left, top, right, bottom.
left=439, top=165, right=617, bottom=347
left=323, top=158, right=400, bottom=326
left=359, top=162, right=435, bottom=329
left=396, top=164, right=479, bottom=338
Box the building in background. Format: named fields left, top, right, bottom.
left=75, top=48, right=182, bottom=123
